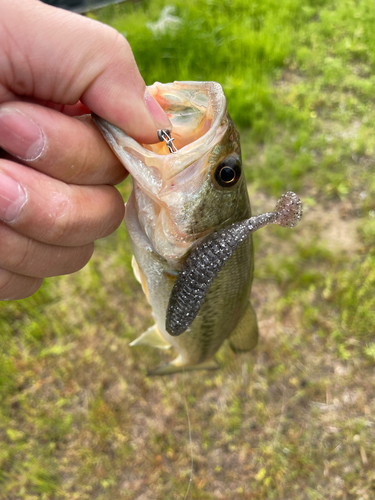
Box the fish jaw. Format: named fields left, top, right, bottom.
left=93, top=81, right=227, bottom=188
left=95, top=80, right=258, bottom=374
left=93, top=81, right=246, bottom=263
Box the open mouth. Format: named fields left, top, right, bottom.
left=93, top=81, right=227, bottom=182
left=141, top=81, right=225, bottom=155
left=93, top=81, right=241, bottom=261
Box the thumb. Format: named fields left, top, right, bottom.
left=0, top=0, right=171, bottom=143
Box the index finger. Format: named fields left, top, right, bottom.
left=0, top=0, right=171, bottom=143
left=0, top=102, right=127, bottom=185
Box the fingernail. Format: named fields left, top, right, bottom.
left=144, top=89, right=172, bottom=131
left=0, top=108, right=45, bottom=161
left=0, top=171, right=27, bottom=222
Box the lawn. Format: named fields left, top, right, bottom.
left=1, top=0, right=375, bottom=498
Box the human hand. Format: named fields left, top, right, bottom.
left=0, top=0, right=171, bottom=300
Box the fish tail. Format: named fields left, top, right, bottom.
left=147, top=357, right=219, bottom=376
left=130, top=324, right=172, bottom=350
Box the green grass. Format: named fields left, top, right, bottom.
left=93, top=0, right=305, bottom=130
left=1, top=0, right=375, bottom=498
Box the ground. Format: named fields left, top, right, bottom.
left=1, top=1, right=375, bottom=499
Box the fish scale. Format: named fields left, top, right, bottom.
left=166, top=192, right=302, bottom=336
left=94, top=81, right=301, bottom=375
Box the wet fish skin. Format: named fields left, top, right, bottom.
left=94, top=81, right=295, bottom=375
left=166, top=192, right=303, bottom=336
left=126, top=192, right=254, bottom=375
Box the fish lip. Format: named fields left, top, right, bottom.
left=92, top=81, right=227, bottom=181
left=96, top=84, right=225, bottom=156
left=94, top=81, right=230, bottom=262
left=148, top=81, right=227, bottom=156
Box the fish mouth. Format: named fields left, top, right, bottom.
left=93, top=81, right=230, bottom=262
left=93, top=81, right=227, bottom=188
left=143, top=81, right=226, bottom=156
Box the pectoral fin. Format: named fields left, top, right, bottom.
left=229, top=302, right=259, bottom=353
left=148, top=356, right=219, bottom=376
left=131, top=256, right=151, bottom=303
left=130, top=324, right=171, bottom=350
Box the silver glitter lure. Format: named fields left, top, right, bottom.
left=166, top=192, right=302, bottom=336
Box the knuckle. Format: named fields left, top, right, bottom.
left=0, top=269, right=43, bottom=300
left=109, top=27, right=131, bottom=54
left=59, top=244, right=94, bottom=276
left=44, top=192, right=73, bottom=245
left=0, top=269, right=14, bottom=298
left=41, top=186, right=124, bottom=246
left=98, top=188, right=125, bottom=238
left=10, top=237, right=34, bottom=272
left=0, top=222, right=37, bottom=275
left=105, top=29, right=138, bottom=75
left=77, top=148, right=97, bottom=183
left=70, top=244, right=94, bottom=273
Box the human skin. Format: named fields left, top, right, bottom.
left=0, top=0, right=171, bottom=300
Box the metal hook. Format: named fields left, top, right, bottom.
left=157, top=129, right=178, bottom=153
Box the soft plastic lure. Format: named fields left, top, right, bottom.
left=166, top=192, right=302, bottom=336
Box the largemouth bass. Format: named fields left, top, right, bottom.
left=94, top=81, right=302, bottom=375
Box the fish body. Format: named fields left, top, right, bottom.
left=94, top=81, right=259, bottom=375
left=166, top=192, right=302, bottom=337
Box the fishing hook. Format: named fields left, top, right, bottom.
left=157, top=129, right=178, bottom=153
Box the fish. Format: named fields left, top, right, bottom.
left=93, top=81, right=302, bottom=375
left=166, top=191, right=302, bottom=336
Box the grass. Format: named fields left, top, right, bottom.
left=1, top=0, right=375, bottom=498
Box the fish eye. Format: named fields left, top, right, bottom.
left=213, top=157, right=242, bottom=188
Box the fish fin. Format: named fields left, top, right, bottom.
left=131, top=255, right=142, bottom=284
left=131, top=256, right=151, bottom=303
left=129, top=324, right=171, bottom=350
left=229, top=302, right=259, bottom=353
left=148, top=357, right=219, bottom=376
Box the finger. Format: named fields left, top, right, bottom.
left=0, top=221, right=94, bottom=278
left=0, top=160, right=125, bottom=246
left=0, top=102, right=127, bottom=185
left=0, top=268, right=43, bottom=301
left=21, top=97, right=91, bottom=117
left=0, top=0, right=171, bottom=143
